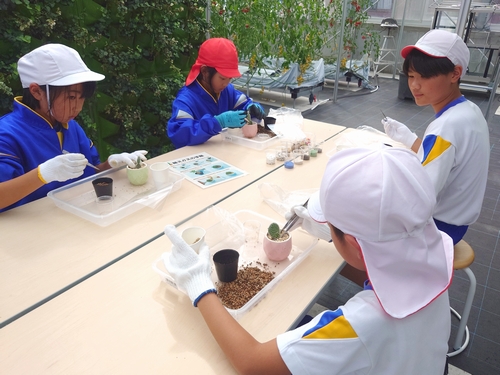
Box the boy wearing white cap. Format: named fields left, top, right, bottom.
left=381, top=29, right=490, bottom=244
left=162, top=146, right=454, bottom=375
left=0, top=44, right=148, bottom=211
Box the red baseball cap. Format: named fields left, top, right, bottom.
left=401, top=29, right=469, bottom=78
left=185, top=38, right=241, bottom=86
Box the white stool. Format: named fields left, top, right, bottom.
left=448, top=240, right=476, bottom=357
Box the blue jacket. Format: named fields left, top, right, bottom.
left=167, top=81, right=252, bottom=148
left=0, top=97, right=100, bottom=211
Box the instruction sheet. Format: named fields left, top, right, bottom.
left=167, top=152, right=247, bottom=188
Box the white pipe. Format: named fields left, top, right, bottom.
left=333, top=0, right=350, bottom=103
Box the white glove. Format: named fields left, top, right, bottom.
left=108, top=150, right=148, bottom=168
left=381, top=117, right=417, bottom=149
left=38, top=153, right=88, bottom=183
left=285, top=205, right=332, bottom=242
left=163, top=225, right=216, bottom=307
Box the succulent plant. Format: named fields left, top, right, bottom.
left=267, top=223, right=281, bottom=241
left=245, top=111, right=253, bottom=125
left=132, top=156, right=143, bottom=169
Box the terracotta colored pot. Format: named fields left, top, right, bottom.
left=263, top=233, right=292, bottom=261
left=242, top=122, right=258, bottom=138
left=126, top=162, right=149, bottom=186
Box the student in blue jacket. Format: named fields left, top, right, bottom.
left=167, top=38, right=264, bottom=148
left=0, top=44, right=147, bottom=212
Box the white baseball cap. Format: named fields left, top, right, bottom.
left=308, top=146, right=454, bottom=318
left=17, top=43, right=105, bottom=88
left=401, top=29, right=470, bottom=78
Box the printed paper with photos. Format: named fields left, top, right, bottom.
left=167, top=152, right=247, bottom=188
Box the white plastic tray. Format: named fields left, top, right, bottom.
left=48, top=166, right=184, bottom=227
left=153, top=210, right=318, bottom=319
left=220, top=128, right=282, bottom=150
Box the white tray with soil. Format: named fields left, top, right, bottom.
left=153, top=210, right=319, bottom=320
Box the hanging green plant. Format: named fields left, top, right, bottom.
left=210, top=0, right=379, bottom=85
left=328, top=0, right=381, bottom=66
left=210, top=0, right=334, bottom=77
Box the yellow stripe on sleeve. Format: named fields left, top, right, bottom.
left=303, top=315, right=358, bottom=340
left=422, top=136, right=451, bottom=166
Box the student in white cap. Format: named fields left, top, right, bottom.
left=162, top=146, right=454, bottom=375
left=381, top=29, right=490, bottom=245
left=0, top=43, right=148, bottom=211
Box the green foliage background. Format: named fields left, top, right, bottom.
left=210, top=0, right=334, bottom=70
left=209, top=0, right=379, bottom=75
left=0, top=0, right=209, bottom=158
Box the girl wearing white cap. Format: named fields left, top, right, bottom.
left=0, top=43, right=148, bottom=212
left=162, top=146, right=453, bottom=375
left=167, top=38, right=264, bottom=148
left=381, top=29, right=490, bottom=245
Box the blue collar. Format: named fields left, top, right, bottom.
left=435, top=96, right=466, bottom=118
left=363, top=280, right=373, bottom=290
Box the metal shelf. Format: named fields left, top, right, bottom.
left=432, top=4, right=500, bottom=118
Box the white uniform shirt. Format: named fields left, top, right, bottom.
left=417, top=97, right=489, bottom=225
left=277, top=290, right=450, bottom=375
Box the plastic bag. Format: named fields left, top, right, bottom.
left=204, top=205, right=245, bottom=246
left=328, top=125, right=406, bottom=156
left=267, top=107, right=305, bottom=141
left=259, top=183, right=317, bottom=217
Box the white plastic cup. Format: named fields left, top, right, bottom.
left=266, top=148, right=276, bottom=165
left=293, top=149, right=303, bottom=165
left=181, top=226, right=206, bottom=253
left=150, top=162, right=171, bottom=189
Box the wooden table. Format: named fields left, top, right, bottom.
left=0, top=132, right=348, bottom=374
left=0, top=120, right=345, bottom=327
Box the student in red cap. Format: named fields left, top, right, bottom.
left=167, top=38, right=264, bottom=148
left=381, top=29, right=490, bottom=245
left=162, top=146, right=453, bottom=375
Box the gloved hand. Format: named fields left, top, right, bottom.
left=163, top=225, right=216, bottom=307
left=38, top=153, right=88, bottom=183
left=285, top=205, right=332, bottom=242
left=247, top=102, right=265, bottom=121
left=108, top=150, right=148, bottom=168
left=214, top=110, right=246, bottom=128
left=381, top=117, right=418, bottom=149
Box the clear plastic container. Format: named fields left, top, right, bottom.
left=152, top=210, right=318, bottom=320
left=48, top=166, right=185, bottom=227
left=220, top=128, right=281, bottom=150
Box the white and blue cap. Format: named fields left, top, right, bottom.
left=308, top=147, right=454, bottom=318
left=18, top=43, right=105, bottom=88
